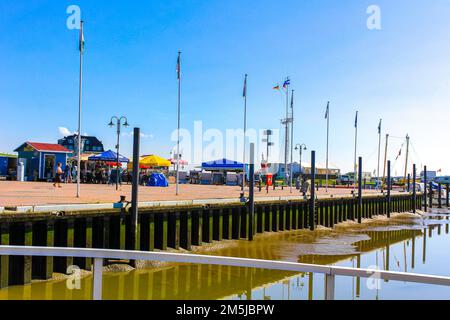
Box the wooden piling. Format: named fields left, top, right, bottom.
left=53, top=219, right=74, bottom=274
left=191, top=210, right=203, bottom=245
left=140, top=212, right=155, bottom=251
left=180, top=211, right=192, bottom=250
left=0, top=223, right=9, bottom=288
left=213, top=209, right=223, bottom=241
left=168, top=212, right=180, bottom=249
left=154, top=212, right=168, bottom=250
left=32, top=220, right=54, bottom=280
left=9, top=222, right=32, bottom=285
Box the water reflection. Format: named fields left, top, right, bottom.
left=0, top=214, right=449, bottom=300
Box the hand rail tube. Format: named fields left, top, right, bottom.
left=1, top=246, right=450, bottom=300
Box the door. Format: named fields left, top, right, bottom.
left=44, top=155, right=55, bottom=180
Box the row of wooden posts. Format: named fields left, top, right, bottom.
left=0, top=192, right=422, bottom=289
left=0, top=132, right=434, bottom=289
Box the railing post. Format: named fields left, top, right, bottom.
left=93, top=257, right=103, bottom=300
left=325, top=274, right=335, bottom=300
left=438, top=184, right=442, bottom=208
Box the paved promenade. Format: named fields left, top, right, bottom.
left=0, top=181, right=388, bottom=207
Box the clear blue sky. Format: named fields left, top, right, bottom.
left=1, top=0, right=450, bottom=174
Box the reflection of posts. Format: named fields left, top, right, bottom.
left=356, top=254, right=361, bottom=298
left=308, top=272, right=313, bottom=300
left=422, top=228, right=427, bottom=264
left=385, top=244, right=390, bottom=283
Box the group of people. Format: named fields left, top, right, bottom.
left=52, top=162, right=134, bottom=188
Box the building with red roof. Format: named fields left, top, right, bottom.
left=14, top=142, right=71, bottom=181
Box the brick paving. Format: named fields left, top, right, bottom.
left=0, top=181, right=383, bottom=207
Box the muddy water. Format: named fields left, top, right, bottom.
left=0, top=212, right=449, bottom=300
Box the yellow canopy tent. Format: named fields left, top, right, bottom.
left=127, top=155, right=171, bottom=170
left=140, top=155, right=171, bottom=167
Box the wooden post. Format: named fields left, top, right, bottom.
left=358, top=157, right=363, bottom=223
left=140, top=212, right=155, bottom=251
left=248, top=143, right=255, bottom=241
left=412, top=164, right=417, bottom=213
left=154, top=212, right=168, bottom=250
left=423, top=166, right=428, bottom=212
left=309, top=151, right=316, bottom=230
left=168, top=212, right=180, bottom=249
left=8, top=222, right=32, bottom=285
left=0, top=223, right=9, bottom=288
left=130, top=127, right=140, bottom=251
left=180, top=211, right=192, bottom=250
left=387, top=161, right=391, bottom=218
left=32, top=220, right=54, bottom=280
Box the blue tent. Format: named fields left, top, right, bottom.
left=88, top=150, right=129, bottom=163
left=147, top=173, right=169, bottom=187
left=201, top=159, right=246, bottom=171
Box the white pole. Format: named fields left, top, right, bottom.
left=289, top=90, right=294, bottom=193
left=325, top=103, right=330, bottom=192
left=377, top=119, right=382, bottom=190
left=76, top=21, right=84, bottom=198
left=176, top=51, right=181, bottom=196
left=354, top=111, right=358, bottom=192
left=242, top=74, right=248, bottom=193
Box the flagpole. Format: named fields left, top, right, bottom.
left=284, top=78, right=290, bottom=185
left=325, top=102, right=330, bottom=192
left=242, top=74, right=248, bottom=193
left=289, top=90, right=294, bottom=193
left=76, top=20, right=84, bottom=198
left=176, top=51, right=181, bottom=196
left=377, top=119, right=382, bottom=190
left=353, top=111, right=358, bottom=192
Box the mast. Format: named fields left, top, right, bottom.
left=382, top=134, right=389, bottom=190
left=403, top=134, right=410, bottom=188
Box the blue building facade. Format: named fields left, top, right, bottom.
left=14, top=142, right=71, bottom=181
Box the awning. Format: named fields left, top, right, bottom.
left=140, top=155, right=171, bottom=168
left=201, top=159, right=245, bottom=171
left=88, top=150, right=129, bottom=163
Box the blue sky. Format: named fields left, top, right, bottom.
left=1, top=0, right=450, bottom=174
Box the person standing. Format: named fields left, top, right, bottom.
left=72, top=165, right=78, bottom=183
left=53, top=162, right=63, bottom=188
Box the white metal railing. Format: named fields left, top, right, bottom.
left=1, top=246, right=450, bottom=300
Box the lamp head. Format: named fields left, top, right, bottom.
left=123, top=119, right=130, bottom=127
left=108, top=120, right=114, bottom=127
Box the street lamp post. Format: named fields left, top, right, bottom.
left=108, top=116, right=129, bottom=191
left=295, top=144, right=307, bottom=185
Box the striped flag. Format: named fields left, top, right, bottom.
left=243, top=74, right=247, bottom=98
left=355, top=111, right=359, bottom=128
left=176, top=52, right=181, bottom=80
left=273, top=84, right=280, bottom=91
left=325, top=102, right=329, bottom=119
left=79, top=21, right=85, bottom=53
left=283, top=78, right=290, bottom=89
